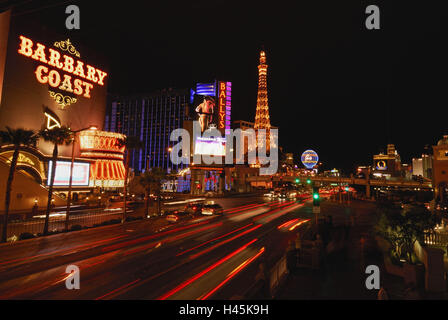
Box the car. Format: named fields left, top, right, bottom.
left=277, top=191, right=287, bottom=199
left=201, top=204, right=224, bottom=216
left=161, top=194, right=174, bottom=200
left=165, top=210, right=190, bottom=223
left=287, top=191, right=297, bottom=199
left=264, top=191, right=276, bottom=198
left=184, top=202, right=204, bottom=215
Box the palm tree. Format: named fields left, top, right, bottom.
left=0, top=127, right=38, bottom=242
left=39, top=126, right=72, bottom=235
left=139, top=167, right=168, bottom=217
left=117, top=136, right=143, bottom=222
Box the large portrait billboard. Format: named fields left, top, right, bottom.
left=193, top=94, right=217, bottom=133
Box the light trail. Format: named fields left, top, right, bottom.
left=288, top=219, right=310, bottom=231
left=277, top=219, right=299, bottom=230
left=101, top=219, right=212, bottom=252
left=199, top=247, right=265, bottom=300
left=188, top=224, right=262, bottom=260
left=0, top=235, right=128, bottom=267
left=223, top=202, right=261, bottom=213
left=95, top=278, right=141, bottom=300
left=122, top=222, right=223, bottom=256
left=226, top=201, right=293, bottom=221
left=252, top=201, right=295, bottom=222
left=176, top=223, right=254, bottom=257
left=156, top=238, right=258, bottom=300
left=0, top=271, right=67, bottom=299
left=263, top=203, right=303, bottom=224
left=225, top=202, right=266, bottom=215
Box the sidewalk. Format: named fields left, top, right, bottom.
left=276, top=200, right=408, bottom=300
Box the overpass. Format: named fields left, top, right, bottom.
left=247, top=175, right=433, bottom=198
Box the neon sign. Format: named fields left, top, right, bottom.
left=218, top=81, right=231, bottom=134
left=44, top=108, right=62, bottom=130
left=78, top=130, right=126, bottom=188
left=376, top=160, right=387, bottom=170
left=17, top=35, right=107, bottom=103
left=218, top=82, right=226, bottom=130
left=301, top=150, right=319, bottom=169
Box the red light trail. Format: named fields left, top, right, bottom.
left=188, top=224, right=262, bottom=260
left=176, top=223, right=254, bottom=257
left=0, top=235, right=127, bottom=267
left=156, top=238, right=258, bottom=300
left=95, top=278, right=141, bottom=300
left=199, top=247, right=265, bottom=300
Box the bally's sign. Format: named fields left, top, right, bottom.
left=17, top=35, right=107, bottom=109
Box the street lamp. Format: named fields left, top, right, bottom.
left=65, top=125, right=97, bottom=231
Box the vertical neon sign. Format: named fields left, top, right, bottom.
left=218, top=81, right=226, bottom=132
left=218, top=81, right=232, bottom=135
left=225, top=81, right=232, bottom=135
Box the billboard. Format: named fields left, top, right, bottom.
left=191, top=81, right=231, bottom=135
left=301, top=150, right=319, bottom=169
left=47, top=161, right=90, bottom=186
left=193, top=94, right=217, bottom=133
left=194, top=136, right=226, bottom=156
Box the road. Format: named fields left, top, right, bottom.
left=0, top=195, right=315, bottom=300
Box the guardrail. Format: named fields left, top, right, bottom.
left=424, top=231, right=448, bottom=248
left=0, top=207, right=141, bottom=241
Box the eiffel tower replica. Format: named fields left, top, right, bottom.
left=254, top=50, right=271, bottom=153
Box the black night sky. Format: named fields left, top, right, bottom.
left=4, top=0, right=448, bottom=173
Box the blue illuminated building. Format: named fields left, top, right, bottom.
left=104, top=88, right=190, bottom=175
left=105, top=81, right=231, bottom=194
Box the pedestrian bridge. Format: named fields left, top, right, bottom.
left=247, top=175, right=432, bottom=196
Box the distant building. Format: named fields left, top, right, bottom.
left=412, top=154, right=432, bottom=179
left=105, top=88, right=190, bottom=173
left=401, top=163, right=412, bottom=180
left=323, top=169, right=340, bottom=177
left=432, top=135, right=448, bottom=202
left=284, top=153, right=294, bottom=166
left=233, top=120, right=255, bottom=130
left=372, top=144, right=402, bottom=178
left=356, top=166, right=370, bottom=178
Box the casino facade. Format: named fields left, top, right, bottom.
left=0, top=9, right=125, bottom=213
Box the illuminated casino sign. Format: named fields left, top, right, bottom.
left=17, top=35, right=107, bottom=109
left=79, top=130, right=126, bottom=188
left=217, top=81, right=232, bottom=134
left=301, top=150, right=319, bottom=169
left=376, top=160, right=387, bottom=170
